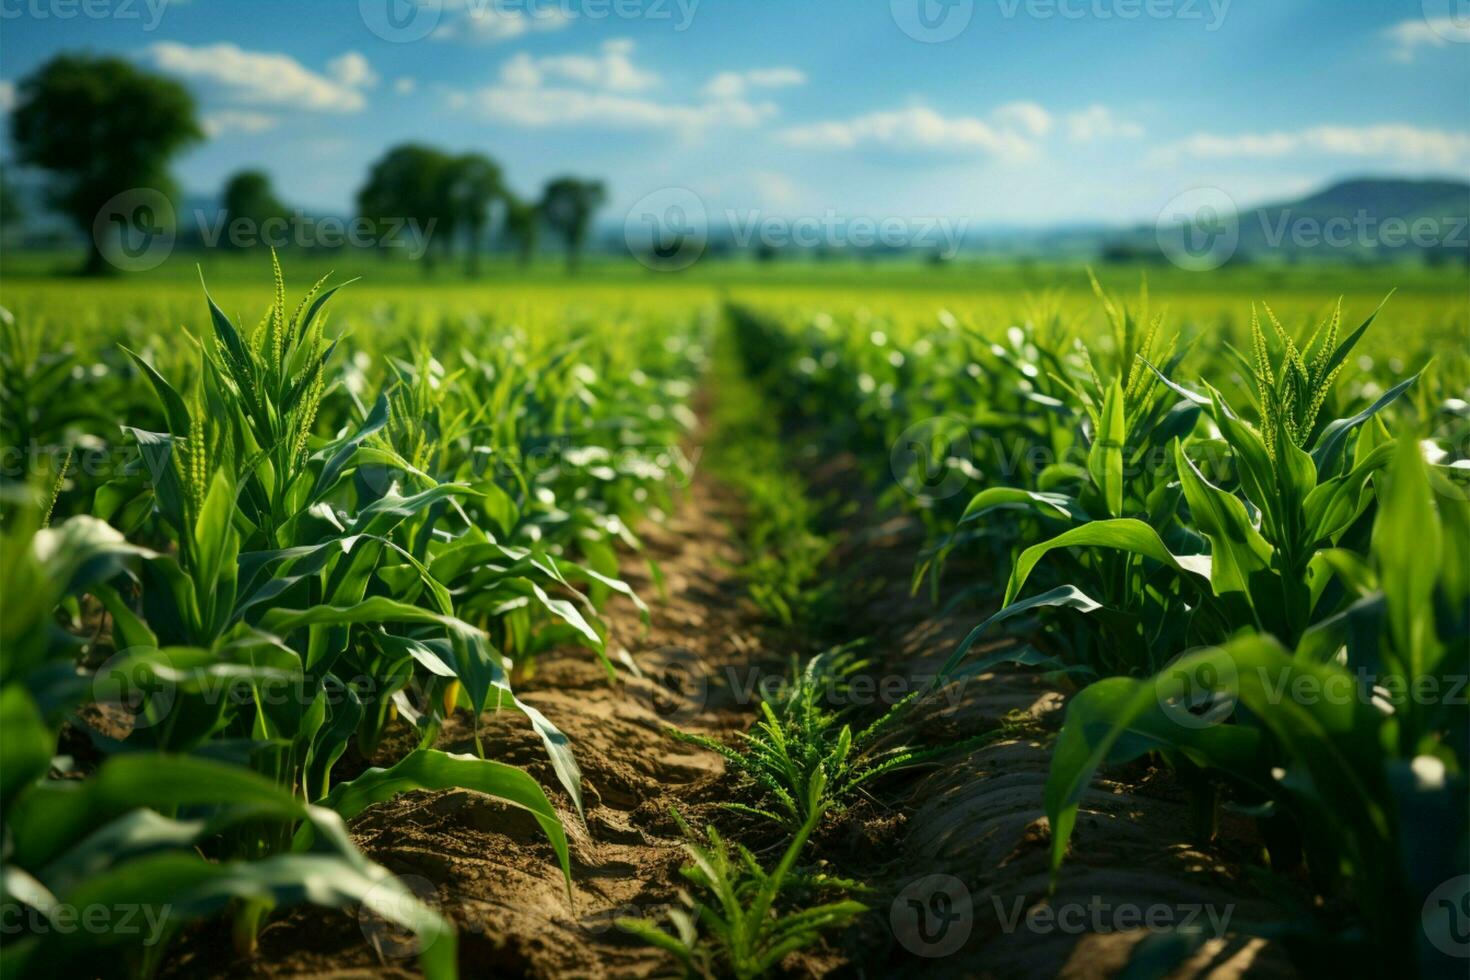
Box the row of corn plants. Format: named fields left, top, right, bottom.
left=0, top=258, right=707, bottom=978
left=726, top=285, right=1468, bottom=977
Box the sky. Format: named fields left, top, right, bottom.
left=1, top=0, right=1467, bottom=228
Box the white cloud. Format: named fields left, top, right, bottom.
left=146, top=43, right=374, bottom=112
left=433, top=4, right=573, bottom=43
left=1384, top=18, right=1470, bottom=62
left=1155, top=124, right=1470, bottom=169
left=202, top=110, right=278, bottom=137
left=776, top=104, right=1042, bottom=159
left=0, top=80, right=14, bottom=113
left=458, top=41, right=786, bottom=133
left=1066, top=105, right=1143, bottom=142
left=394, top=77, right=416, bottom=95
left=748, top=170, right=803, bottom=208
left=327, top=51, right=378, bottom=89
left=460, top=86, right=777, bottom=130
left=992, top=101, right=1053, bottom=138
left=702, top=67, right=806, bottom=100
left=499, top=39, right=659, bottom=93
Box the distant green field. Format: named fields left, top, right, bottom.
left=3, top=250, right=1463, bottom=369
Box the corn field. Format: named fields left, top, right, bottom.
left=1, top=260, right=1466, bottom=979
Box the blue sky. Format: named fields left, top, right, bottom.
left=2, top=0, right=1467, bottom=226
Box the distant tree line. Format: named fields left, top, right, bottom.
left=5, top=52, right=607, bottom=275
left=354, top=144, right=605, bottom=274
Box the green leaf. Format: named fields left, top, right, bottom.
left=306, top=749, right=571, bottom=888
left=1005, top=518, right=1212, bottom=607
left=119, top=345, right=191, bottom=438
left=1371, top=437, right=1440, bottom=680
left=1174, top=442, right=1274, bottom=608
left=1088, top=378, right=1125, bottom=517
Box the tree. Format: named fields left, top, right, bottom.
left=503, top=194, right=540, bottom=269
left=540, top=177, right=606, bottom=273
left=444, top=153, right=502, bottom=277
left=10, top=54, right=202, bottom=275
left=220, top=170, right=289, bottom=249
left=0, top=166, right=21, bottom=235
left=357, top=144, right=451, bottom=271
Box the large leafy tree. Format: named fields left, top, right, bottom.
left=220, top=170, right=289, bottom=249
left=0, top=166, right=21, bottom=234
left=10, top=54, right=202, bottom=275
left=540, top=177, right=606, bottom=274
left=503, top=194, right=540, bottom=269
left=444, top=153, right=502, bottom=277
left=356, top=143, right=452, bottom=271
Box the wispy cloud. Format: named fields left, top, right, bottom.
left=702, top=68, right=806, bottom=100
left=1154, top=124, right=1470, bottom=169
left=991, top=101, right=1053, bottom=138
left=456, top=86, right=778, bottom=130
left=1066, top=106, right=1143, bottom=142
left=774, top=101, right=1141, bottom=159
left=453, top=40, right=787, bottom=133
left=500, top=39, right=659, bottom=93
left=146, top=43, right=375, bottom=112
left=1384, top=17, right=1470, bottom=62
left=327, top=51, right=378, bottom=90
left=432, top=4, right=573, bottom=44
left=202, top=110, right=278, bottom=137
left=0, top=80, right=14, bottom=113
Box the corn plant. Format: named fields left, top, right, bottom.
left=0, top=261, right=740, bottom=977
left=0, top=500, right=465, bottom=978
left=1042, top=439, right=1467, bottom=977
